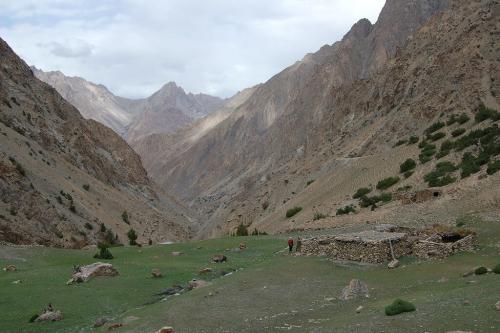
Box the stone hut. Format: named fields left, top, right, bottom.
left=395, top=189, right=443, bottom=205
left=413, top=233, right=475, bottom=259
left=300, top=230, right=411, bottom=264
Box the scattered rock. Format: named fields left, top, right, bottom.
left=3, top=264, right=16, bottom=272
left=94, top=317, right=109, bottom=328
left=355, top=306, right=363, bottom=313
left=239, top=242, right=247, bottom=250
left=463, top=300, right=470, bottom=306
left=171, top=252, right=183, bottom=256
left=187, top=279, right=210, bottom=290
left=67, top=262, right=119, bottom=284
left=108, top=323, right=123, bottom=331
left=495, top=301, right=500, bottom=311
left=156, top=285, right=184, bottom=296
left=12, top=280, right=21, bottom=284
left=156, top=327, right=175, bottom=333
left=212, top=254, right=227, bottom=263
left=199, top=268, right=212, bottom=274
left=388, top=259, right=400, bottom=269
left=151, top=269, right=162, bottom=278
left=339, top=279, right=369, bottom=300
left=35, top=311, right=63, bottom=322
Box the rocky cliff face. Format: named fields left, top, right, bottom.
left=33, top=71, right=225, bottom=142
left=144, top=0, right=450, bottom=200
left=0, top=38, right=193, bottom=246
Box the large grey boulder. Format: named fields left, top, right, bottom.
left=67, top=262, right=118, bottom=284
left=35, top=311, right=63, bottom=322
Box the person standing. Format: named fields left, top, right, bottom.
left=288, top=237, right=294, bottom=253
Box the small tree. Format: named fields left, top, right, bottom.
left=236, top=223, right=248, bottom=236
left=94, top=243, right=113, bottom=259
left=399, top=159, right=416, bottom=174
left=127, top=229, right=138, bottom=246
left=122, top=211, right=130, bottom=224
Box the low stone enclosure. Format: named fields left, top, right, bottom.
left=300, top=224, right=475, bottom=263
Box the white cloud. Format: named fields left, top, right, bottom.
left=0, top=0, right=386, bottom=98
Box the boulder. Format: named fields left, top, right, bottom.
left=68, top=262, right=118, bottom=284
left=388, top=259, right=400, bottom=269
left=187, top=279, right=210, bottom=290
left=239, top=242, right=247, bottom=250
left=199, top=268, right=212, bottom=274
left=496, top=301, right=500, bottom=311
left=171, top=252, right=183, bottom=256
left=151, top=269, right=162, bottom=278
left=108, top=323, right=123, bottom=331
left=35, top=311, right=63, bottom=322
left=4, top=264, right=16, bottom=272
left=212, top=254, right=227, bottom=263
left=94, top=317, right=109, bottom=328
left=156, top=327, right=175, bottom=333
left=355, top=306, right=363, bottom=313
left=339, top=279, right=369, bottom=300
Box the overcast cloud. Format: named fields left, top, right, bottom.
left=0, top=0, right=385, bottom=98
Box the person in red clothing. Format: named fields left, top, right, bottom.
left=288, top=237, right=294, bottom=253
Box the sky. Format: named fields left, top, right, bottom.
left=0, top=0, right=386, bottom=99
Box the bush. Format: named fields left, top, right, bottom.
left=236, top=223, right=248, bottom=236
left=393, top=139, right=407, bottom=147
left=94, top=243, right=113, bottom=259
left=487, top=160, right=500, bottom=175
left=424, top=165, right=457, bottom=187
left=436, top=161, right=458, bottom=173
left=336, top=205, right=355, bottom=216
left=385, top=299, right=416, bottom=316
left=359, top=193, right=392, bottom=208
left=69, top=203, right=76, bottom=213
left=313, top=212, right=327, bottom=220
left=407, top=136, right=419, bottom=145
left=100, top=223, right=106, bottom=233
left=306, top=179, right=315, bottom=186
left=400, top=159, right=416, bottom=173
left=493, top=264, right=500, bottom=274
left=475, top=105, right=500, bottom=123
left=376, top=177, right=400, bottom=190
left=457, top=113, right=470, bottom=124
left=82, top=184, right=90, bottom=191
left=474, top=266, right=488, bottom=275
left=286, top=207, right=302, bottom=218
left=353, top=187, right=372, bottom=199
left=451, top=128, right=466, bottom=137
left=127, top=229, right=138, bottom=245
left=460, top=153, right=481, bottom=178
left=425, top=122, right=445, bottom=135
left=84, top=222, right=93, bottom=230
left=428, top=132, right=446, bottom=142
left=122, top=211, right=130, bottom=224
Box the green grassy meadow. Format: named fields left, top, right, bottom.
left=1, top=217, right=499, bottom=333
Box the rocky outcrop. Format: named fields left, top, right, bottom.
left=67, top=262, right=119, bottom=283
left=339, top=279, right=369, bottom=300
left=35, top=311, right=63, bottom=322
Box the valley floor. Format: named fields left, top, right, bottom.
left=1, top=216, right=499, bottom=333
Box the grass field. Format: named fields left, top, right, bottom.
left=1, top=217, right=499, bottom=333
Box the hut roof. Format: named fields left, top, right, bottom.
left=334, top=231, right=406, bottom=244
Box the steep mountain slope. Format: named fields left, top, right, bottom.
left=141, top=0, right=475, bottom=237
left=33, top=70, right=225, bottom=142
left=0, top=38, right=193, bottom=247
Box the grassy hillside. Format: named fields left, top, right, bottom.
left=1, top=216, right=499, bottom=332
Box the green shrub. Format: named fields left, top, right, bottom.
left=127, top=229, right=138, bottom=245
left=428, top=132, right=446, bottom=142
left=69, top=203, right=76, bottom=213
left=84, top=222, right=93, bottom=230
left=457, top=113, right=470, bottom=124
left=487, top=160, right=500, bottom=175
left=475, top=105, right=500, bottom=123
left=122, top=211, right=130, bottom=224
left=100, top=223, right=106, bottom=232
left=359, top=193, right=392, bottom=208
left=376, top=176, right=400, bottom=190
left=493, top=264, right=500, bottom=274
left=419, top=154, right=433, bottom=164
left=424, top=167, right=457, bottom=187
left=451, top=128, right=466, bottom=137
left=393, top=140, right=407, bottom=147
left=460, top=153, right=481, bottom=178
left=336, top=205, right=356, bottom=216
left=385, top=299, right=416, bottom=316
left=436, top=161, right=458, bottom=173
left=313, top=212, right=327, bottom=220
left=306, top=180, right=315, bottom=186
left=400, top=159, right=416, bottom=173
left=353, top=187, right=372, bottom=199
left=407, top=136, right=419, bottom=145
left=104, top=229, right=116, bottom=245
left=236, top=223, right=249, bottom=236
left=425, top=122, right=446, bottom=135
left=286, top=207, right=302, bottom=218
left=94, top=243, right=113, bottom=259
left=82, top=184, right=90, bottom=191
left=474, top=266, right=488, bottom=275
left=436, top=150, right=450, bottom=159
